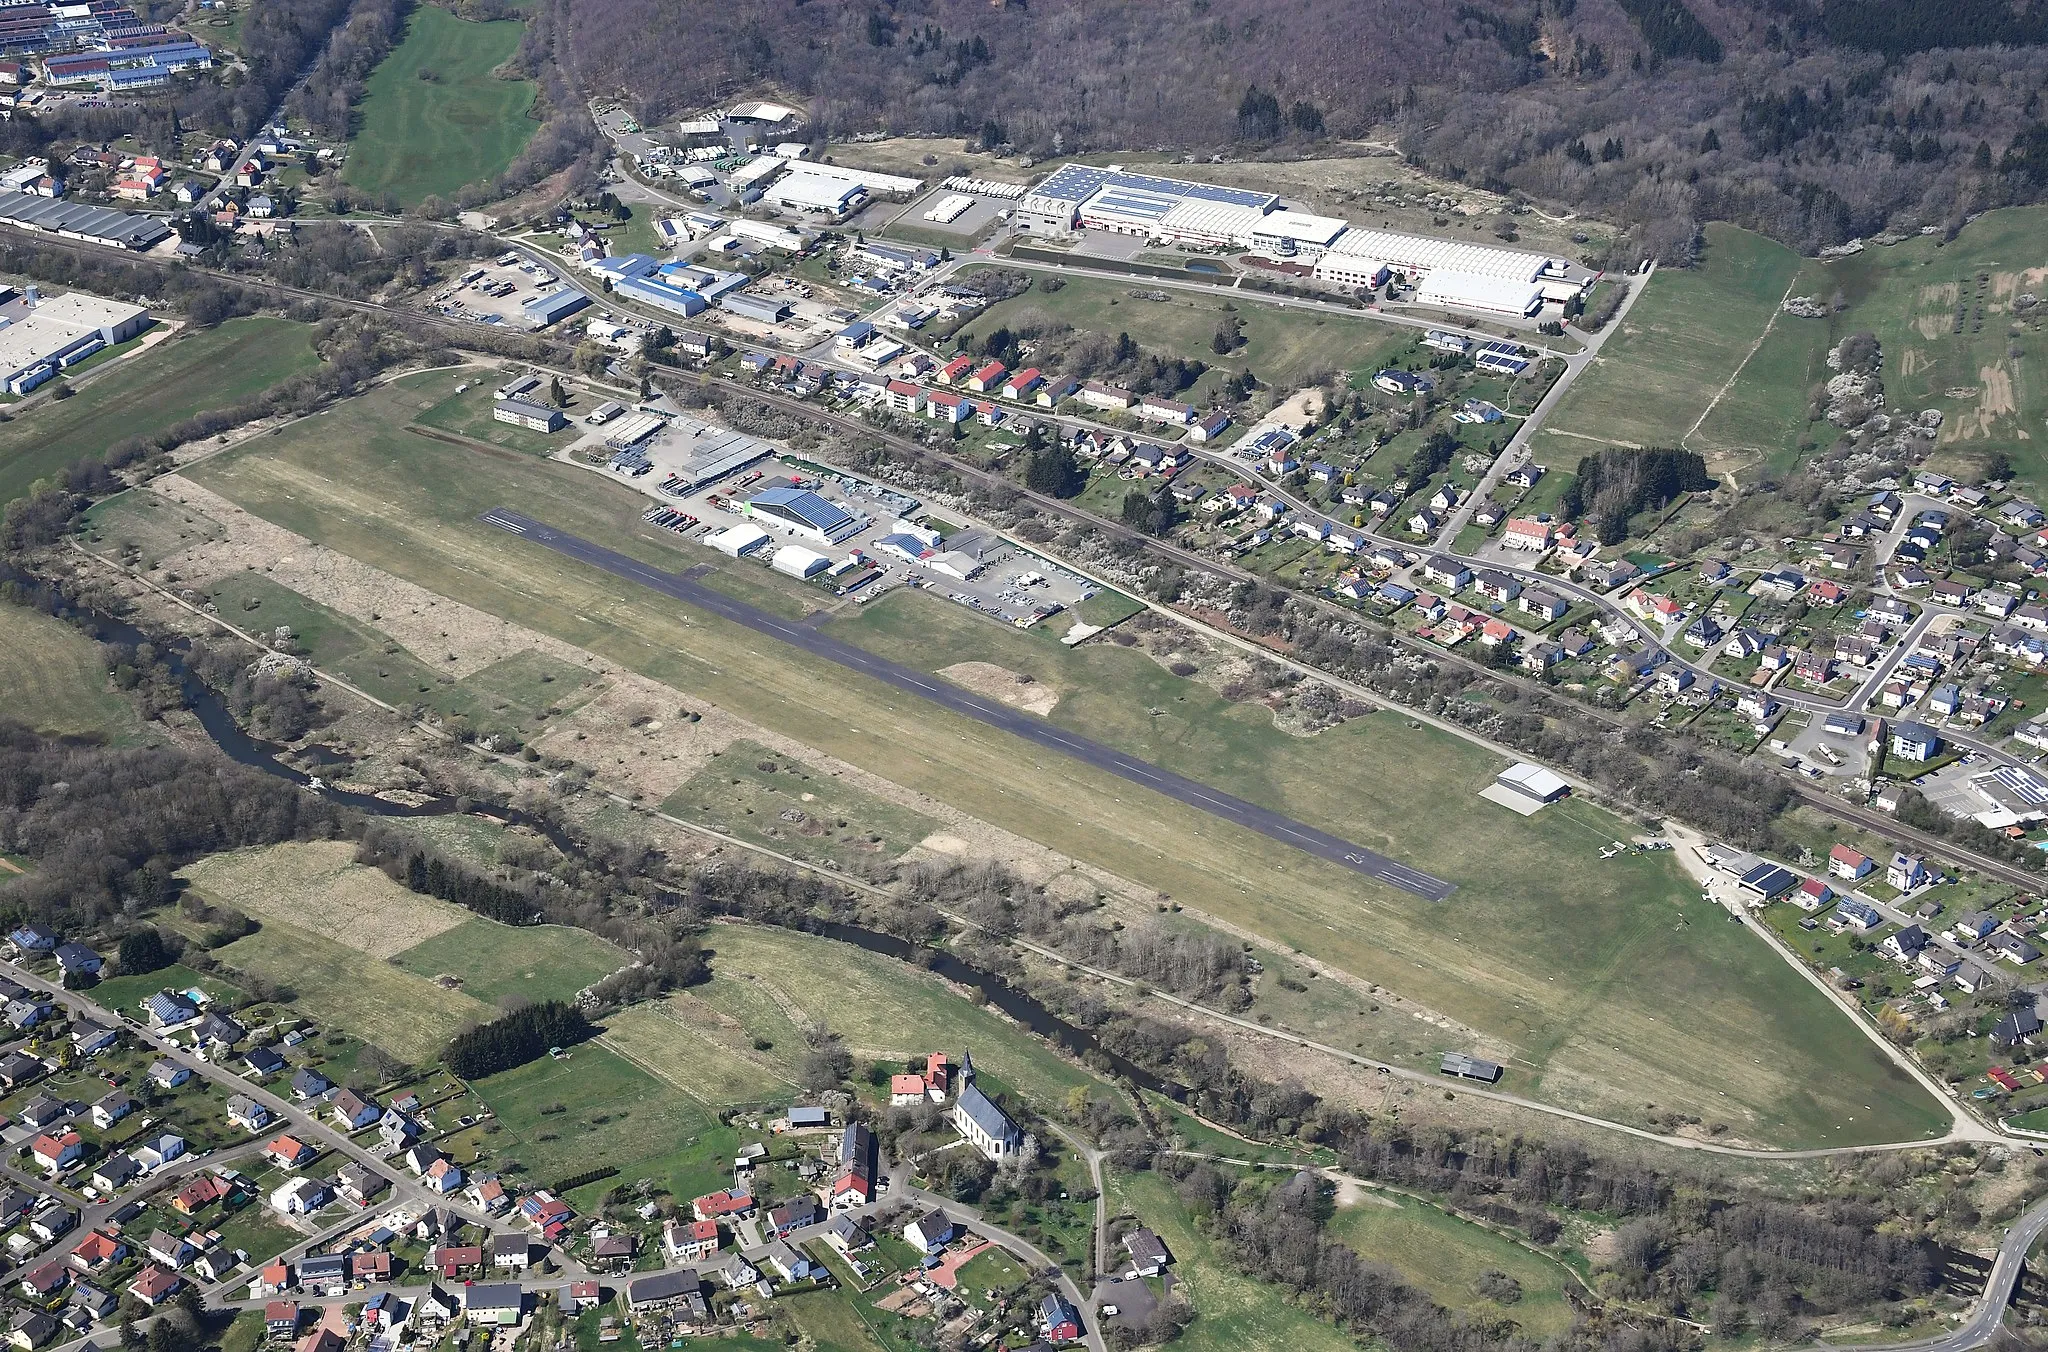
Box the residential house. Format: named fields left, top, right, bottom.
left=335, top=1163, right=389, bottom=1209
left=51, top=944, right=99, bottom=978
left=269, top=1177, right=327, bottom=1216
left=289, top=1069, right=329, bottom=1101
left=132, top=1135, right=184, bottom=1172
left=1891, top=721, right=1942, bottom=762
left=81, top=1091, right=139, bottom=1135
left=330, top=1090, right=379, bottom=1132
left=170, top=1174, right=228, bottom=1216
left=1990, top=932, right=2041, bottom=965
left=1881, top=925, right=1930, bottom=962
left=30, top=1133, right=81, bottom=1174
left=71, top=1022, right=116, bottom=1057
left=663, top=1219, right=721, bottom=1264
left=147, top=1060, right=190, bottom=1090
left=904, top=1210, right=955, bottom=1253
left=262, top=1137, right=315, bottom=1171
left=227, top=1095, right=270, bottom=1132
left=89, top=1157, right=138, bottom=1193
left=1888, top=853, right=1927, bottom=891
left=64, top=1233, right=119, bottom=1275
left=126, top=1266, right=180, bottom=1308
left=491, top=1233, right=530, bottom=1271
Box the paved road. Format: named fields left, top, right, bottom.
left=479, top=508, right=1454, bottom=901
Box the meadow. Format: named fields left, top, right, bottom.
left=414, top=380, right=575, bottom=455
left=181, top=840, right=471, bottom=958
left=0, top=317, right=318, bottom=506
left=660, top=740, right=940, bottom=870
left=392, top=918, right=628, bottom=1006
left=1105, top=1170, right=1360, bottom=1352
left=1323, top=1189, right=1577, bottom=1337
left=211, top=919, right=494, bottom=1061
left=343, top=5, right=537, bottom=206
left=0, top=607, right=145, bottom=742
left=961, top=270, right=1416, bottom=396
left=1541, top=225, right=1807, bottom=466
left=1542, top=207, right=2048, bottom=490
left=184, top=368, right=1941, bottom=1146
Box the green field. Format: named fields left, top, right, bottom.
left=343, top=5, right=537, bottom=206
left=414, top=378, right=574, bottom=455
left=83, top=492, right=225, bottom=569
left=1107, top=1170, right=1359, bottom=1352
left=468, top=1040, right=715, bottom=1188
left=212, top=919, right=493, bottom=1061
left=1542, top=225, right=1806, bottom=467
left=183, top=367, right=1943, bottom=1146
left=962, top=270, right=1414, bottom=396
left=659, top=740, right=939, bottom=870
left=1325, top=1191, right=1576, bottom=1337
left=0, top=317, right=318, bottom=506
left=1546, top=207, right=2048, bottom=490
left=393, top=919, right=627, bottom=1006
left=629, top=924, right=1102, bottom=1110
left=1770, top=207, right=2048, bottom=488
left=0, top=606, right=144, bottom=741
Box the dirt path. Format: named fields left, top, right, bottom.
left=1681, top=277, right=1801, bottom=450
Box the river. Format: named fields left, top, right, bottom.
left=72, top=602, right=1190, bottom=1101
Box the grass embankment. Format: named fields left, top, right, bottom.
left=184, top=367, right=1945, bottom=1146
left=0, top=317, right=318, bottom=507
left=343, top=5, right=537, bottom=206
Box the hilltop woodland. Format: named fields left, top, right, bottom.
left=568, top=0, right=2048, bottom=258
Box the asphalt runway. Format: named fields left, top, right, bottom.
left=480, top=509, right=1456, bottom=901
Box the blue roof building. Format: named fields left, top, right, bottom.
left=521, top=288, right=589, bottom=329
left=741, top=486, right=865, bottom=544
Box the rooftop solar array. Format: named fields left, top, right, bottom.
left=1032, top=163, right=1276, bottom=211
left=0, top=190, right=169, bottom=248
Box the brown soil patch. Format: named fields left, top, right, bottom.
left=1948, top=363, right=2018, bottom=443
left=1980, top=362, right=2017, bottom=416
left=1912, top=315, right=1947, bottom=340
left=1917, top=282, right=1960, bottom=307
left=939, top=660, right=1059, bottom=715
left=1896, top=347, right=1926, bottom=378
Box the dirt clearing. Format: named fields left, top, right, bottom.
left=939, top=661, right=1059, bottom=715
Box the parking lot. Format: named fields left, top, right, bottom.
left=428, top=254, right=572, bottom=329
left=874, top=188, right=1009, bottom=241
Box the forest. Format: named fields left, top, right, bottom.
left=443, top=999, right=592, bottom=1077
left=1558, top=447, right=1714, bottom=544
left=558, top=0, right=2048, bottom=258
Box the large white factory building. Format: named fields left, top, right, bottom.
left=1014, top=162, right=1588, bottom=318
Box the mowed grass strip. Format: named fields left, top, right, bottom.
left=184, top=371, right=1941, bottom=1146
left=1543, top=224, right=1805, bottom=453
left=393, top=918, right=627, bottom=1007
left=0, top=606, right=145, bottom=742
left=592, top=1002, right=789, bottom=1108
left=180, top=841, right=471, bottom=958
left=1324, top=1191, right=1576, bottom=1338
left=1106, top=1170, right=1359, bottom=1352
left=343, top=5, right=536, bottom=206
left=211, top=919, right=492, bottom=1061
left=0, top=317, right=318, bottom=507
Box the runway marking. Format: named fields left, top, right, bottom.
left=481, top=509, right=1455, bottom=901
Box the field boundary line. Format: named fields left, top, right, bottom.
left=1681, top=277, right=1801, bottom=450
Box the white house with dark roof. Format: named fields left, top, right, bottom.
left=950, top=1053, right=1023, bottom=1160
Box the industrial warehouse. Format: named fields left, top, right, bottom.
left=0, top=191, right=171, bottom=249
left=0, top=287, right=151, bottom=394
left=1011, top=163, right=1591, bottom=316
